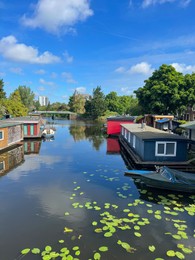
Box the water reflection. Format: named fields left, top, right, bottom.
left=0, top=144, right=24, bottom=177
left=23, top=140, right=42, bottom=154
left=69, top=122, right=105, bottom=150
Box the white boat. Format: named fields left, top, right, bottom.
left=41, top=128, right=55, bottom=139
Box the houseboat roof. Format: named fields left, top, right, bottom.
left=121, top=123, right=187, bottom=141
left=2, top=116, right=42, bottom=124
left=107, top=116, right=135, bottom=122
left=0, top=121, right=22, bottom=128
left=180, top=121, right=195, bottom=130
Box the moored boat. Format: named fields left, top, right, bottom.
left=125, top=166, right=195, bottom=193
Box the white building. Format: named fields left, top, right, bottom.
left=38, top=96, right=49, bottom=106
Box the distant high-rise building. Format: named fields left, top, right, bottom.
left=38, top=96, right=49, bottom=106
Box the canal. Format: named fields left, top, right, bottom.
left=0, top=120, right=195, bottom=260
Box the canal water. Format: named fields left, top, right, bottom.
left=0, top=120, right=195, bottom=260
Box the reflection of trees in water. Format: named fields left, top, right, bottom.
left=69, top=123, right=105, bottom=150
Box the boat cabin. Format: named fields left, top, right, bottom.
left=120, top=123, right=188, bottom=166
left=4, top=114, right=45, bottom=139
left=0, top=122, right=23, bottom=151
left=107, top=116, right=134, bottom=136
left=180, top=121, right=195, bottom=150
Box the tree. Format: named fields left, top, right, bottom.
left=105, top=91, right=120, bottom=112
left=0, top=79, right=6, bottom=99
left=16, top=85, right=35, bottom=111
left=69, top=90, right=86, bottom=114
left=135, top=64, right=185, bottom=115
left=86, top=86, right=107, bottom=119
left=7, top=90, right=28, bottom=117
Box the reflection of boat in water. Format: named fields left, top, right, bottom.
left=41, top=128, right=55, bottom=139
left=125, top=166, right=195, bottom=193
left=0, top=144, right=24, bottom=177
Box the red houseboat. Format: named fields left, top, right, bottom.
left=107, top=116, right=135, bottom=136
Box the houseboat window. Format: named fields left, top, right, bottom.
left=124, top=129, right=128, bottom=139
left=122, top=127, right=125, bottom=136
left=128, top=132, right=131, bottom=143
left=155, top=142, right=176, bottom=156
left=133, top=135, right=136, bottom=148
left=0, top=130, right=4, bottom=140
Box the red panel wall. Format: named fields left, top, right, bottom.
left=107, top=121, right=134, bottom=135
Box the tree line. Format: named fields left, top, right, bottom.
left=0, top=64, right=195, bottom=120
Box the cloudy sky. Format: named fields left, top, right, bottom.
left=0, top=0, right=195, bottom=103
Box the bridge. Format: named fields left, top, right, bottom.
left=35, top=111, right=77, bottom=119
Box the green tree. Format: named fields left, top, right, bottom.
left=86, top=86, right=107, bottom=119
left=135, top=64, right=184, bottom=115
left=0, top=79, right=6, bottom=99
left=7, top=90, right=28, bottom=117
left=105, top=91, right=120, bottom=112
left=16, top=85, right=35, bottom=111
left=182, top=73, right=195, bottom=112
left=69, top=90, right=86, bottom=114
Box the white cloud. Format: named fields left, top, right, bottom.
left=38, top=86, right=45, bottom=91
left=10, top=67, right=23, bottom=75
left=35, top=69, right=46, bottom=74
left=171, top=63, right=195, bottom=73
left=115, top=66, right=126, bottom=73
left=0, top=71, right=6, bottom=77
left=39, top=78, right=55, bottom=86
left=62, top=72, right=77, bottom=84
left=128, top=62, right=154, bottom=75
left=0, top=35, right=61, bottom=64
left=76, top=87, right=86, bottom=93
left=121, top=87, right=131, bottom=95
left=22, top=0, right=93, bottom=34
left=142, top=0, right=191, bottom=8
left=63, top=51, right=73, bottom=63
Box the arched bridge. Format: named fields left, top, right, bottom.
left=36, top=111, right=77, bottom=119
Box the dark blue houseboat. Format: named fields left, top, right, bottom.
left=119, top=123, right=189, bottom=168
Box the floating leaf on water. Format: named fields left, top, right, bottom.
left=59, top=240, right=64, bottom=244
left=64, top=227, right=73, bottom=233
left=99, top=246, right=108, bottom=252
left=94, top=252, right=101, bottom=260
left=147, top=210, right=153, bottom=214
left=104, top=232, right=113, bottom=237
left=155, top=258, right=164, bottom=260
left=134, top=232, right=141, bottom=237
left=65, top=212, right=70, bottom=216
left=73, top=246, right=79, bottom=251
left=92, top=221, right=98, bottom=226
left=182, top=247, right=193, bottom=254
left=117, top=240, right=136, bottom=253
left=75, top=250, right=80, bottom=256
left=155, top=215, right=162, bottom=220
left=134, top=225, right=140, bottom=230
left=149, top=245, right=156, bottom=252
left=21, top=248, right=30, bottom=255
left=31, top=248, right=40, bottom=254
left=166, top=250, right=175, bottom=257
left=175, top=251, right=185, bottom=259
left=177, top=244, right=184, bottom=249
left=45, top=246, right=52, bottom=252
left=42, top=255, right=51, bottom=260
left=172, top=235, right=181, bottom=240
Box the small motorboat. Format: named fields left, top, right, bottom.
left=41, top=128, right=55, bottom=139
left=125, top=166, right=195, bottom=193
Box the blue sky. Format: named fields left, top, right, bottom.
left=0, top=0, right=195, bottom=104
